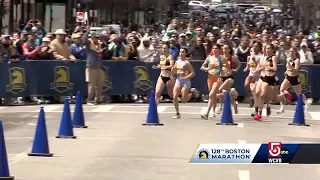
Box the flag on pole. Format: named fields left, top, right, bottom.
left=84, top=12, right=89, bottom=25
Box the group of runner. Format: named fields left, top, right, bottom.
left=151, top=41, right=309, bottom=121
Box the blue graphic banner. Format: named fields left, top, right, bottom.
left=0, top=60, right=319, bottom=98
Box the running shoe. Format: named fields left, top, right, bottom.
left=201, top=114, right=208, bottom=120
left=191, top=88, right=200, bottom=98
left=266, top=105, right=271, bottom=116
left=172, top=113, right=181, bottom=119
left=276, top=109, right=285, bottom=114
left=209, top=113, right=216, bottom=118
left=251, top=112, right=256, bottom=117
left=253, top=114, right=262, bottom=121
left=217, top=106, right=222, bottom=114
left=284, top=91, right=292, bottom=103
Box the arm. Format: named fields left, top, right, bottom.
left=232, top=56, right=241, bottom=72
left=82, top=31, right=90, bottom=47
left=200, top=57, right=209, bottom=72
left=118, top=45, right=129, bottom=61
left=185, top=61, right=195, bottom=79
left=139, top=50, right=152, bottom=60
left=243, top=56, right=250, bottom=72
left=294, top=58, right=300, bottom=72
left=171, top=62, right=177, bottom=74
left=69, top=44, right=79, bottom=56
left=256, top=61, right=263, bottom=72
left=69, top=54, right=76, bottom=60
left=22, top=43, right=39, bottom=58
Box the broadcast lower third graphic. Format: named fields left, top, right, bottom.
left=189, top=143, right=320, bottom=164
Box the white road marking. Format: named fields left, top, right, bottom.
left=92, top=105, right=114, bottom=112
left=18, top=114, right=29, bottom=118
left=32, top=115, right=53, bottom=118
left=5, top=137, right=134, bottom=140
left=6, top=137, right=34, bottom=139
left=0, top=107, right=6, bottom=110
left=9, top=148, right=31, bottom=165
left=238, top=140, right=247, bottom=144
left=27, top=123, right=37, bottom=126
left=238, top=170, right=250, bottom=180
left=309, top=112, right=320, bottom=120
left=42, top=105, right=61, bottom=112
left=237, top=123, right=244, bottom=128
left=157, top=106, right=167, bottom=113
left=6, top=122, right=24, bottom=125
left=77, top=137, right=134, bottom=140
left=0, top=110, right=304, bottom=120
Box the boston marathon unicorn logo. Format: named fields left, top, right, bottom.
left=102, top=66, right=112, bottom=92
left=6, top=67, right=27, bottom=94
left=134, top=66, right=152, bottom=91
left=197, top=149, right=210, bottom=159
left=50, top=66, right=73, bottom=93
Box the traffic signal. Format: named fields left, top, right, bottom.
left=77, top=0, right=85, bottom=9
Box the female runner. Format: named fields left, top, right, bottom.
left=243, top=41, right=263, bottom=114
left=254, top=44, right=278, bottom=121
left=277, top=47, right=308, bottom=113
left=171, top=48, right=196, bottom=119
left=217, top=44, right=241, bottom=114
left=152, top=44, right=175, bottom=105
left=200, top=44, right=223, bottom=119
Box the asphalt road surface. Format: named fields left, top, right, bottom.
left=1, top=103, right=320, bottom=180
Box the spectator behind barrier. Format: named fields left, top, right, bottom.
left=137, top=36, right=152, bottom=62
left=126, top=35, right=139, bottom=60
left=299, top=42, right=314, bottom=64
left=37, top=37, right=55, bottom=60
left=23, top=19, right=46, bottom=46
left=313, top=42, right=320, bottom=64
left=22, top=31, right=41, bottom=60
left=188, top=36, right=206, bottom=60
left=14, top=30, right=28, bottom=60
left=70, top=33, right=86, bottom=60
left=150, top=38, right=161, bottom=62
left=51, top=29, right=76, bottom=61
left=109, top=36, right=128, bottom=61
left=168, top=38, right=179, bottom=60
left=83, top=26, right=104, bottom=105
left=0, top=35, right=18, bottom=63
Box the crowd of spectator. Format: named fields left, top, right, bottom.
left=1, top=17, right=320, bottom=105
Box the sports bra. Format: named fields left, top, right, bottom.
left=160, top=55, right=171, bottom=70
left=208, top=56, right=222, bottom=75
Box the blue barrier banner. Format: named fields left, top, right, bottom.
left=0, top=60, right=319, bottom=99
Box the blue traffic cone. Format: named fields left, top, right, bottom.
left=289, top=94, right=309, bottom=126
left=56, top=97, right=77, bottom=139
left=217, top=91, right=237, bottom=125
left=0, top=121, right=14, bottom=180
left=28, top=107, right=53, bottom=157
left=142, top=90, right=163, bottom=126
left=73, top=91, right=88, bottom=128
